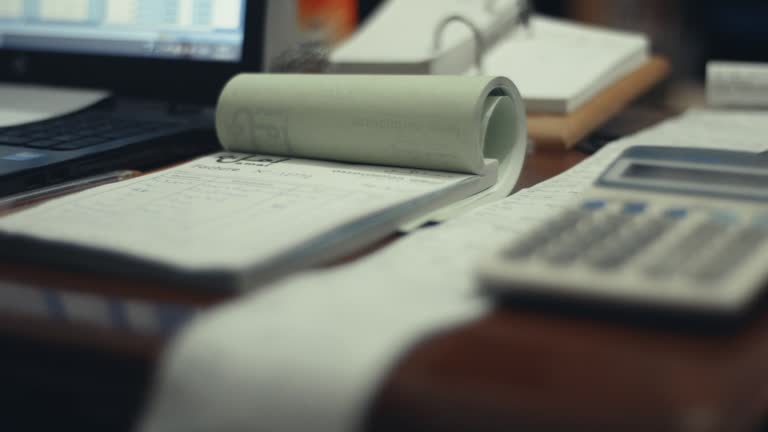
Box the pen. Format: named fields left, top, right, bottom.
left=0, top=169, right=141, bottom=211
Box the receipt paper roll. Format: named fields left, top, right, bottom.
left=215, top=74, right=528, bottom=208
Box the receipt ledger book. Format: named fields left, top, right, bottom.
left=0, top=75, right=528, bottom=291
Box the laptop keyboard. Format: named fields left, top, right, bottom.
left=0, top=111, right=181, bottom=151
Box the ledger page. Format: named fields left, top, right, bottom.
left=0, top=152, right=493, bottom=271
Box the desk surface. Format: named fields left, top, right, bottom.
left=4, top=148, right=768, bottom=432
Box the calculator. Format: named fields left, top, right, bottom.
left=478, top=146, right=768, bottom=317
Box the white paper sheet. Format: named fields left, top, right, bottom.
left=0, top=83, right=109, bottom=127
left=482, top=16, right=648, bottom=113
left=0, top=153, right=492, bottom=275
left=618, top=108, right=768, bottom=153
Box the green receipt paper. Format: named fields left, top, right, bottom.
left=0, top=75, right=527, bottom=290
left=216, top=74, right=527, bottom=219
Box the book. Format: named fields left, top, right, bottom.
left=330, top=0, right=650, bottom=114
left=0, top=74, right=528, bottom=291
left=528, top=56, right=669, bottom=149
left=481, top=16, right=649, bottom=114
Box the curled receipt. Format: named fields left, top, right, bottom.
left=215, top=74, right=527, bottom=218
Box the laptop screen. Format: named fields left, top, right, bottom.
left=0, top=0, right=246, bottom=62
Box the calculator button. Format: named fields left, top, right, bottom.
left=502, top=209, right=589, bottom=259
left=689, top=227, right=768, bottom=282
left=710, top=210, right=739, bottom=225
left=623, top=202, right=647, bottom=214
left=540, top=210, right=593, bottom=241
left=664, top=208, right=688, bottom=219
left=644, top=221, right=725, bottom=278
left=543, top=243, right=586, bottom=264
left=752, top=214, right=768, bottom=227
left=589, top=213, right=634, bottom=236
left=587, top=218, right=671, bottom=270
left=645, top=261, right=676, bottom=278
left=543, top=213, right=627, bottom=264
left=503, top=238, right=543, bottom=259
left=582, top=199, right=606, bottom=210
left=585, top=244, right=630, bottom=269
left=550, top=209, right=593, bottom=231
left=677, top=222, right=727, bottom=252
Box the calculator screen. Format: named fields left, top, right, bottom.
left=598, top=147, right=768, bottom=202
left=623, top=163, right=768, bottom=189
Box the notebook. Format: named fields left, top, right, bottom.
left=0, top=74, right=529, bottom=291
left=0, top=0, right=268, bottom=197
left=330, top=0, right=650, bottom=113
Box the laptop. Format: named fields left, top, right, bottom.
left=0, top=0, right=267, bottom=197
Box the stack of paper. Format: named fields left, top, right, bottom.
left=482, top=15, right=649, bottom=113
left=330, top=0, right=521, bottom=75
left=331, top=1, right=666, bottom=149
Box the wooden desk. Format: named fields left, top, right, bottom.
left=5, top=149, right=768, bottom=432
left=369, top=304, right=768, bottom=432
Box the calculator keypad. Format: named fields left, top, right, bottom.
left=585, top=216, right=672, bottom=269
left=480, top=194, right=768, bottom=315
left=502, top=209, right=587, bottom=259
left=687, top=226, right=768, bottom=282
left=644, top=221, right=725, bottom=278
left=503, top=198, right=768, bottom=284
left=541, top=212, right=628, bottom=264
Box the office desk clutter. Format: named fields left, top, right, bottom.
left=481, top=62, right=768, bottom=317
left=0, top=74, right=527, bottom=291
left=138, top=138, right=629, bottom=432
left=330, top=0, right=665, bottom=149
left=330, top=0, right=523, bottom=75
left=140, top=108, right=768, bottom=432
left=332, top=0, right=650, bottom=108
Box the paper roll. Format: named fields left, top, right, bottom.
left=216, top=74, right=528, bottom=215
